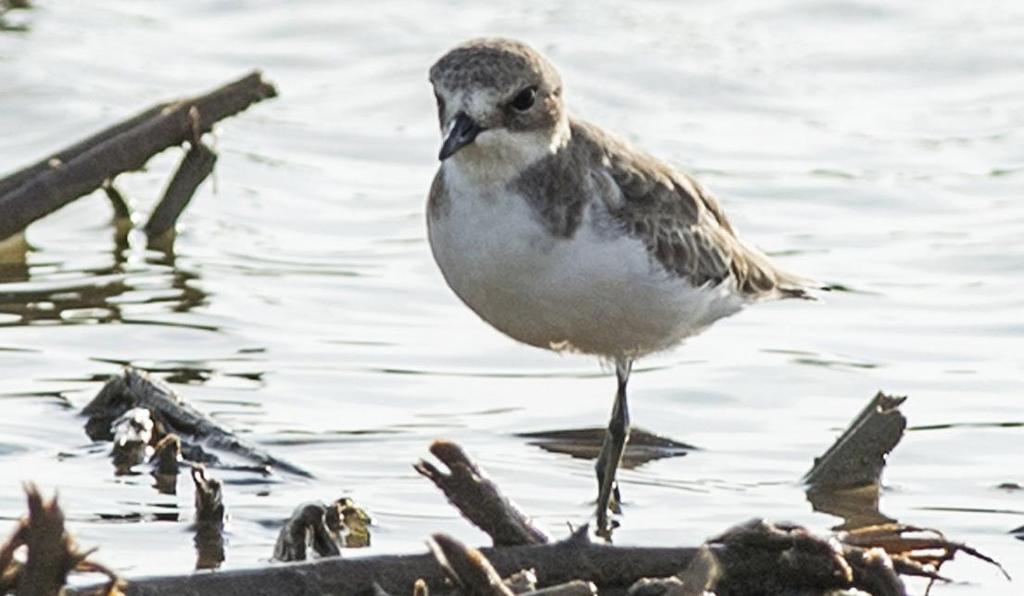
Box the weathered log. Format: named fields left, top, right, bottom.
left=415, top=440, right=550, bottom=546
left=0, top=71, right=276, bottom=243
left=68, top=536, right=698, bottom=596
left=804, top=391, right=907, bottom=489
left=83, top=367, right=311, bottom=477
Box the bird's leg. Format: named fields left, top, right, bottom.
left=595, top=358, right=632, bottom=539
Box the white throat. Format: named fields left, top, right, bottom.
left=443, top=117, right=570, bottom=187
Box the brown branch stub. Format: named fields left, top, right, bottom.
left=428, top=534, right=514, bottom=596
left=0, top=70, right=277, bottom=243
left=1, top=484, right=123, bottom=596
left=415, top=440, right=550, bottom=546
left=17, top=484, right=79, bottom=596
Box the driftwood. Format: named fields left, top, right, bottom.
left=805, top=391, right=907, bottom=489
left=53, top=395, right=1010, bottom=596
left=415, top=440, right=550, bottom=546
left=68, top=535, right=697, bottom=596
left=804, top=392, right=907, bottom=531
left=0, top=71, right=275, bottom=244
left=83, top=367, right=311, bottom=477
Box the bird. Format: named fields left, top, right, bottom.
left=425, top=38, right=812, bottom=536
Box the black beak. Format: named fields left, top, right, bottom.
left=439, top=112, right=482, bottom=161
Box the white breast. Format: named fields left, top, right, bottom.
left=427, top=164, right=747, bottom=359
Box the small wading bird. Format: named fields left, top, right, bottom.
left=426, top=38, right=813, bottom=536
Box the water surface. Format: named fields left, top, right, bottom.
left=1, top=1, right=1022, bottom=591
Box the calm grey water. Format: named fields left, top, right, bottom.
left=1, top=0, right=1022, bottom=592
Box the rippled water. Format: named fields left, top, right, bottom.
left=1, top=0, right=1022, bottom=592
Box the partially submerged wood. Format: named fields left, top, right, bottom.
left=0, top=71, right=276, bottom=243
left=0, top=232, right=27, bottom=266
left=144, top=141, right=218, bottom=244
left=192, top=467, right=226, bottom=571
left=804, top=391, right=907, bottom=490
left=82, top=367, right=311, bottom=477
left=58, top=404, right=1008, bottom=596
left=415, top=440, right=550, bottom=546
left=273, top=503, right=340, bottom=562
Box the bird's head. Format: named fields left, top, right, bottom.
left=430, top=38, right=568, bottom=173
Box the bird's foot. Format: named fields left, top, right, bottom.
left=594, top=482, right=623, bottom=541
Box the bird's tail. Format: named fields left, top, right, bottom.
left=775, top=270, right=829, bottom=301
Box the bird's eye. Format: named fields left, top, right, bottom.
left=510, top=86, right=537, bottom=111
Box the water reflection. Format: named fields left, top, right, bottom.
left=806, top=484, right=896, bottom=531
left=518, top=427, right=694, bottom=470
left=0, top=237, right=209, bottom=329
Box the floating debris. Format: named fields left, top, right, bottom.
left=325, top=497, right=373, bottom=549
left=83, top=367, right=310, bottom=477
left=110, top=407, right=154, bottom=474
left=273, top=502, right=339, bottom=562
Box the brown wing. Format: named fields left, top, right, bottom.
left=572, top=119, right=809, bottom=299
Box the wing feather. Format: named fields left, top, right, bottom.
left=571, top=119, right=810, bottom=299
